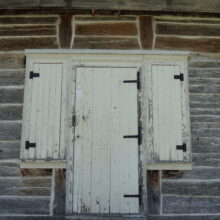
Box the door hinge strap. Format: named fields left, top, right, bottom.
left=25, top=141, right=36, bottom=150
left=123, top=126, right=142, bottom=145
left=124, top=185, right=142, bottom=205
left=123, top=71, right=141, bottom=90
left=174, top=73, right=184, bottom=81
left=29, top=71, right=40, bottom=79
left=176, top=143, right=187, bottom=152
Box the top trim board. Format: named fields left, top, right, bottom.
left=25, top=49, right=189, bottom=56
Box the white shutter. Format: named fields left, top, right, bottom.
left=21, top=60, right=67, bottom=160
left=146, top=61, right=191, bottom=166
left=72, top=66, right=139, bottom=214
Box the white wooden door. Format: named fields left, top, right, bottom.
left=73, top=67, right=139, bottom=214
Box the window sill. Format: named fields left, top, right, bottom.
left=147, top=163, right=192, bottom=170
left=20, top=160, right=67, bottom=169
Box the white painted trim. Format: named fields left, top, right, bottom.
left=20, top=160, right=67, bottom=169
left=147, top=163, right=192, bottom=170
left=25, top=49, right=189, bottom=56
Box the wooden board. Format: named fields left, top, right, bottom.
left=72, top=66, right=139, bottom=214
left=21, top=61, right=67, bottom=160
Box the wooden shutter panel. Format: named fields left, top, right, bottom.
left=146, top=61, right=191, bottom=167
left=21, top=61, right=67, bottom=160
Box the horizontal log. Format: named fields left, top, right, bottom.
left=0, top=16, right=58, bottom=25
left=0, top=141, right=20, bottom=159
left=191, top=137, right=220, bottom=153
left=189, top=68, right=220, bottom=78
left=0, top=88, right=24, bottom=103
left=73, top=36, right=140, bottom=49
left=155, top=17, right=220, bottom=25
left=190, top=109, right=220, bottom=116
left=191, top=128, right=220, bottom=138
left=156, top=23, right=220, bottom=37
left=0, top=122, right=21, bottom=140
left=75, top=16, right=136, bottom=22
left=162, top=180, right=220, bottom=196
left=0, top=37, right=58, bottom=51
left=0, top=69, right=24, bottom=85
left=190, top=102, right=220, bottom=109
left=148, top=215, right=220, bottom=220
left=0, top=162, right=21, bottom=177
left=0, top=217, right=64, bottom=220
left=155, top=36, right=220, bottom=53
left=192, top=153, right=220, bottom=166
left=0, top=25, right=56, bottom=36
left=0, top=178, right=51, bottom=196
left=0, top=0, right=219, bottom=13
left=191, top=115, right=220, bottom=123
left=191, top=122, right=220, bottom=130
left=75, top=22, right=137, bottom=36
left=0, top=105, right=23, bottom=120
left=163, top=195, right=220, bottom=214
left=190, top=94, right=220, bottom=103
left=189, top=85, right=220, bottom=93
left=20, top=169, right=52, bottom=177
left=0, top=197, right=50, bottom=215
left=0, top=53, right=25, bottom=69
left=162, top=167, right=220, bottom=180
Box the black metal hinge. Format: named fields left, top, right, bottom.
left=123, top=71, right=141, bottom=90
left=124, top=185, right=142, bottom=205
left=123, top=126, right=142, bottom=145
left=176, top=143, right=187, bottom=152
left=25, top=141, right=36, bottom=150
left=29, top=71, right=40, bottom=79
left=174, top=73, right=184, bottom=81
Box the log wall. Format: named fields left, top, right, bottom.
left=0, top=13, right=219, bottom=219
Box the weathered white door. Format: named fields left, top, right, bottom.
left=73, top=67, right=139, bottom=214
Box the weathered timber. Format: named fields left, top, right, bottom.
left=163, top=196, right=220, bottom=214
left=75, top=22, right=137, bottom=36
left=148, top=215, right=220, bottom=220
left=75, top=16, right=136, bottom=22
left=0, top=141, right=20, bottom=159
left=0, top=16, right=58, bottom=25
left=156, top=23, right=220, bottom=36
left=0, top=53, right=25, bottom=69
left=147, top=170, right=161, bottom=215
left=139, top=16, right=154, bottom=49
left=0, top=121, right=21, bottom=140
left=0, top=69, right=24, bottom=85
left=191, top=137, right=220, bottom=153
left=0, top=105, right=23, bottom=120
left=191, top=128, right=220, bottom=138
left=0, top=88, right=24, bottom=103
left=0, top=197, right=50, bottom=215
left=53, top=169, right=66, bottom=215
left=0, top=0, right=220, bottom=14
left=21, top=169, right=52, bottom=176
left=189, top=84, right=220, bottom=93
left=190, top=94, right=220, bottom=103
left=162, top=167, right=220, bottom=180
left=191, top=122, right=220, bottom=130
left=0, top=217, right=64, bottom=220
left=0, top=37, right=58, bottom=51
left=0, top=25, right=56, bottom=36
left=192, top=153, right=220, bottom=166
left=0, top=162, right=21, bottom=177
left=59, top=14, right=72, bottom=48
left=191, top=115, right=220, bottom=123
left=162, top=180, right=220, bottom=196
left=190, top=102, right=220, bottom=109
left=0, top=178, right=51, bottom=196
left=190, top=109, right=220, bottom=116
left=189, top=68, right=220, bottom=78
left=73, top=36, right=140, bottom=49
left=155, top=36, right=220, bottom=53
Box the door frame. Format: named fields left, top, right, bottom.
left=65, top=54, right=148, bottom=216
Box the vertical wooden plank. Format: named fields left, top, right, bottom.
left=21, top=58, right=33, bottom=160
left=28, top=63, right=40, bottom=159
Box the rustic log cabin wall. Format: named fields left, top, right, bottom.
left=0, top=11, right=219, bottom=219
